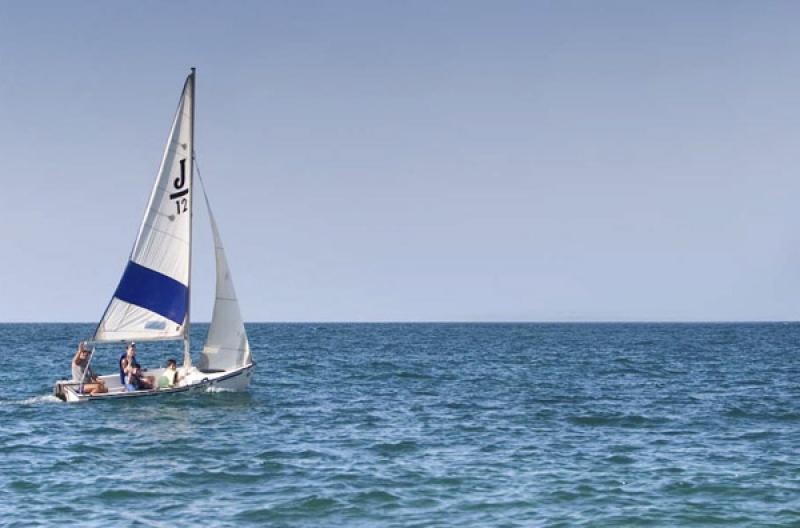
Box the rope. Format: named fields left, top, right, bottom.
left=193, top=154, right=210, bottom=193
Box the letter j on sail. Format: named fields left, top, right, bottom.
left=113, top=261, right=188, bottom=324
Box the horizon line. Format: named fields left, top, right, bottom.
left=0, top=320, right=798, bottom=325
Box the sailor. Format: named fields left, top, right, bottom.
left=120, top=343, right=155, bottom=391
left=158, top=359, right=181, bottom=389
left=72, top=342, right=107, bottom=395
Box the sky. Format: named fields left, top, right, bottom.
left=2, top=1, right=800, bottom=322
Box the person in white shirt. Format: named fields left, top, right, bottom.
left=71, top=342, right=107, bottom=395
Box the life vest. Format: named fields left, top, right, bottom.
left=119, top=352, right=141, bottom=384
left=118, top=352, right=127, bottom=384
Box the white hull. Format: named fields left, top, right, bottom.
left=53, top=363, right=255, bottom=403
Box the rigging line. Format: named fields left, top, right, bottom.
left=193, top=155, right=217, bottom=210
left=193, top=154, right=224, bottom=247
left=193, top=154, right=209, bottom=194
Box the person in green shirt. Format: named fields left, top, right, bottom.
left=158, top=359, right=181, bottom=389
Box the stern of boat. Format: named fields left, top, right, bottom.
left=53, top=380, right=82, bottom=402
left=53, top=380, right=66, bottom=401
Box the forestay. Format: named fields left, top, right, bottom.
left=94, top=74, right=194, bottom=342
left=199, top=187, right=251, bottom=370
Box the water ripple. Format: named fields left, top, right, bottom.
left=2, top=322, right=800, bottom=526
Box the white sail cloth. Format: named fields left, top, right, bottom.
left=94, top=74, right=194, bottom=342
left=199, top=189, right=251, bottom=370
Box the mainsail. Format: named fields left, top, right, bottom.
left=94, top=72, right=194, bottom=343
left=199, top=186, right=251, bottom=371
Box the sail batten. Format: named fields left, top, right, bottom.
left=94, top=73, right=194, bottom=342
left=90, top=336, right=185, bottom=345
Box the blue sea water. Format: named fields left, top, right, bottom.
left=1, top=322, right=800, bottom=527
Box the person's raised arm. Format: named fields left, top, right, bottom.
left=72, top=343, right=84, bottom=365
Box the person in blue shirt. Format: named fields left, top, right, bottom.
left=119, top=343, right=155, bottom=391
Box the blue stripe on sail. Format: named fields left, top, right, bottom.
left=113, top=261, right=188, bottom=324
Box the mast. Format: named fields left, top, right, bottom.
left=184, top=67, right=196, bottom=371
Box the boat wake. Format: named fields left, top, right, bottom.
left=0, top=394, right=62, bottom=406
left=205, top=386, right=236, bottom=393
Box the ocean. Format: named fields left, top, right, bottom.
left=1, top=323, right=799, bottom=526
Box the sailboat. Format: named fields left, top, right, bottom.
left=53, top=69, right=255, bottom=402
